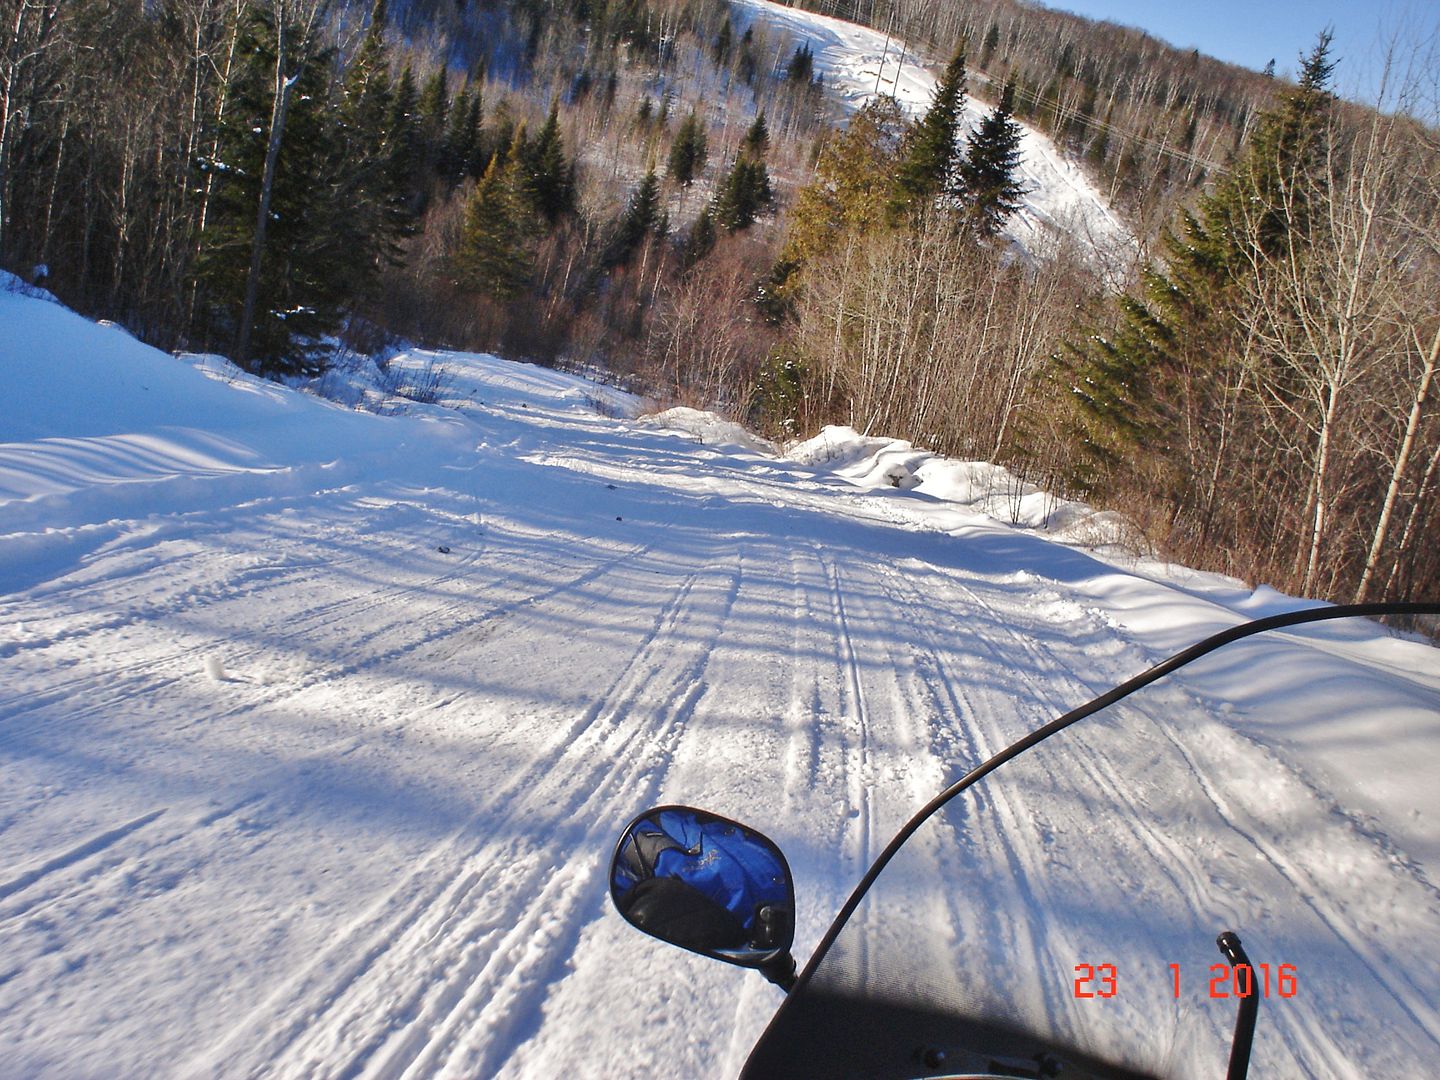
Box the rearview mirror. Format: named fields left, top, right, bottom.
left=610, top=805, right=796, bottom=989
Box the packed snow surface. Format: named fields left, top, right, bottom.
left=2, top=278, right=1438, bottom=1077
left=730, top=0, right=1136, bottom=278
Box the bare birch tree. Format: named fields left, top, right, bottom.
left=0, top=0, right=63, bottom=263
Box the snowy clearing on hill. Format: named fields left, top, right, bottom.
left=1, top=279, right=1438, bottom=1077
left=730, top=0, right=1137, bottom=279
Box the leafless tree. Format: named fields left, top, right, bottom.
left=792, top=210, right=1096, bottom=459
left=0, top=0, right=63, bottom=262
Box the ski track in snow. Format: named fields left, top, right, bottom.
left=3, top=288, right=1439, bottom=1077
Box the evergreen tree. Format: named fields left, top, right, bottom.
left=667, top=111, right=708, bottom=186
left=712, top=157, right=771, bottom=230
left=712, top=108, right=772, bottom=232
left=891, top=44, right=966, bottom=217
left=525, top=101, right=575, bottom=222
left=454, top=154, right=532, bottom=299
left=780, top=97, right=906, bottom=271
left=1060, top=34, right=1339, bottom=484
left=786, top=44, right=814, bottom=82
left=980, top=23, right=1000, bottom=67
left=195, top=3, right=346, bottom=375
left=714, top=18, right=732, bottom=63
left=954, top=78, right=1026, bottom=238
left=737, top=26, right=757, bottom=85
left=1224, top=33, right=1336, bottom=259
left=387, top=64, right=422, bottom=207
left=686, top=205, right=717, bottom=265
left=335, top=0, right=411, bottom=281
left=343, top=0, right=391, bottom=127
left=388, top=64, right=420, bottom=152
left=417, top=67, right=450, bottom=184
left=752, top=350, right=811, bottom=436
left=741, top=111, right=769, bottom=160
left=487, top=104, right=516, bottom=173
left=418, top=68, right=449, bottom=146
left=500, top=125, right=536, bottom=224
left=442, top=87, right=483, bottom=186
left=609, top=169, right=663, bottom=264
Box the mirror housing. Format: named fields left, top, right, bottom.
left=610, top=805, right=797, bottom=989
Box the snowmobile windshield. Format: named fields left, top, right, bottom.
left=742, top=660, right=1440, bottom=1079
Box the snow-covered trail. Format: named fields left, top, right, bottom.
left=2, top=287, right=1438, bottom=1076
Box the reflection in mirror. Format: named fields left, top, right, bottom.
left=610, top=805, right=795, bottom=974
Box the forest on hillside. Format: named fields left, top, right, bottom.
left=2, top=0, right=1437, bottom=610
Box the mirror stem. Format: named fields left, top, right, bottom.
left=760, top=953, right=797, bottom=993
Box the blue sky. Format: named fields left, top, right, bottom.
left=1046, top=0, right=1436, bottom=105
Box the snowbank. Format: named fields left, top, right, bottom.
left=637, top=406, right=776, bottom=454
left=787, top=425, right=1143, bottom=550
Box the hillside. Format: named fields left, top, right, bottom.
left=731, top=0, right=1136, bottom=276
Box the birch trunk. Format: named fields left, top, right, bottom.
left=236, top=48, right=296, bottom=367
left=1353, top=325, right=1439, bottom=602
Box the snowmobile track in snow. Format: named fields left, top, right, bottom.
left=5, top=306, right=1437, bottom=1077
left=193, top=558, right=743, bottom=1078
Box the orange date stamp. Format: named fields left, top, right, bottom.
left=1072, top=962, right=1298, bottom=999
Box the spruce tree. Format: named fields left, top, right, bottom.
left=786, top=44, right=814, bottom=82
left=1060, top=34, right=1339, bottom=485
left=980, top=23, right=1000, bottom=66
left=343, top=0, right=391, bottom=127
left=954, top=78, right=1026, bottom=238
left=1223, top=32, right=1336, bottom=260
left=388, top=65, right=420, bottom=153
left=610, top=169, right=664, bottom=264
left=712, top=111, right=772, bottom=232
left=714, top=18, right=732, bottom=63
left=712, top=158, right=772, bottom=230
left=442, top=87, right=483, bottom=187
left=742, top=111, right=769, bottom=159
left=891, top=44, right=966, bottom=217
left=667, top=111, right=708, bottom=186
left=454, top=155, right=531, bottom=300
left=686, top=206, right=717, bottom=265
left=335, top=0, right=410, bottom=281
left=525, top=102, right=575, bottom=222
left=413, top=68, right=450, bottom=206
left=387, top=64, right=422, bottom=209
left=418, top=68, right=449, bottom=152
left=487, top=105, right=516, bottom=174
left=500, top=123, right=534, bottom=215
left=195, top=3, right=346, bottom=375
